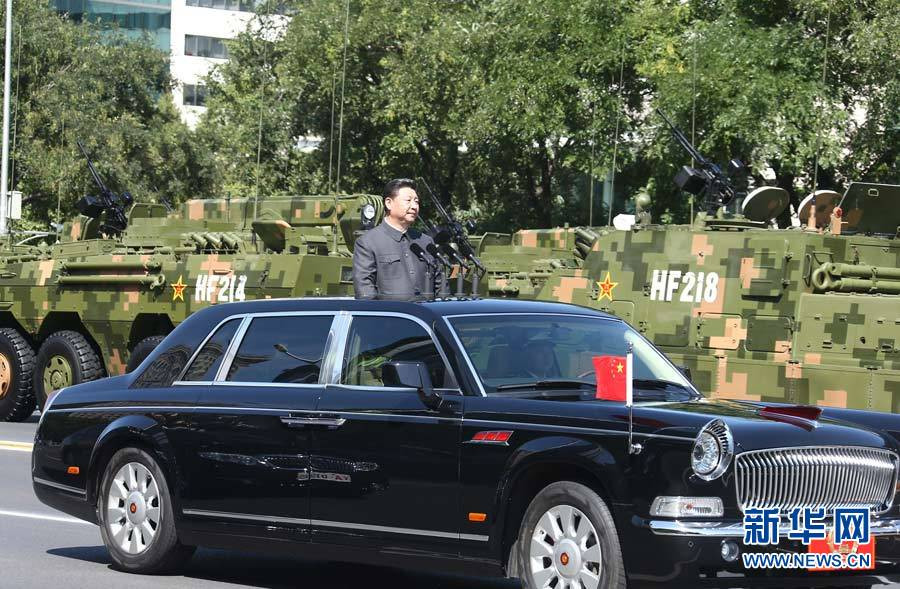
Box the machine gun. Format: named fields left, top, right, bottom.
left=75, top=141, right=134, bottom=236
left=657, top=109, right=746, bottom=215
left=418, top=177, right=485, bottom=297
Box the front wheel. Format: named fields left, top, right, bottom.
left=97, top=447, right=194, bottom=573
left=516, top=481, right=626, bottom=589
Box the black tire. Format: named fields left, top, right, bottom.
left=515, top=481, right=626, bottom=589
left=126, top=335, right=166, bottom=373
left=33, top=330, right=103, bottom=411
left=97, top=447, right=195, bottom=573
left=0, top=327, right=36, bottom=422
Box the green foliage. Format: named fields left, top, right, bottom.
left=6, top=0, right=211, bottom=228
left=199, top=0, right=898, bottom=229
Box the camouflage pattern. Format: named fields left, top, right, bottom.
left=0, top=193, right=382, bottom=418
left=479, top=183, right=900, bottom=412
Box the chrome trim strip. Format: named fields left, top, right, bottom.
left=33, top=477, right=87, bottom=497
left=175, top=315, right=247, bottom=382
left=309, top=519, right=488, bottom=541
left=214, top=316, right=253, bottom=382
left=463, top=418, right=692, bottom=442
left=182, top=509, right=310, bottom=526
left=322, top=312, right=351, bottom=385
left=648, top=518, right=900, bottom=538
left=212, top=381, right=322, bottom=389
left=180, top=509, right=489, bottom=541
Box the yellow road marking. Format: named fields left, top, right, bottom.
left=0, top=440, right=33, bottom=452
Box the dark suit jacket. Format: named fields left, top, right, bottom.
left=352, top=222, right=443, bottom=299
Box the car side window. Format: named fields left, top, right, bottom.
left=225, top=315, right=333, bottom=384
left=341, top=316, right=454, bottom=389
left=183, top=319, right=241, bottom=381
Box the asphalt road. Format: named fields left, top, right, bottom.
left=0, top=414, right=517, bottom=589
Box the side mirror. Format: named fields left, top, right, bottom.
left=382, top=361, right=443, bottom=410
left=678, top=365, right=692, bottom=382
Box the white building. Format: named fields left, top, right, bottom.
left=56, top=0, right=287, bottom=128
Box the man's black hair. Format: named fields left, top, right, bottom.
left=383, top=178, right=417, bottom=203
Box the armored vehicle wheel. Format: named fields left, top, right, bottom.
left=515, top=481, right=625, bottom=589
left=126, top=336, right=166, bottom=373
left=34, top=330, right=102, bottom=410
left=98, top=447, right=195, bottom=573
left=0, top=327, right=36, bottom=422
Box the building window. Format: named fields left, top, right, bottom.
left=183, top=84, right=208, bottom=107
left=184, top=0, right=287, bottom=14
left=185, top=35, right=228, bottom=59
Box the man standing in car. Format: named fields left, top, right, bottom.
left=353, top=178, right=442, bottom=300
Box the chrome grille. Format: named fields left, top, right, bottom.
left=735, top=446, right=898, bottom=514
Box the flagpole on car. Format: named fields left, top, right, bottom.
left=626, top=342, right=642, bottom=455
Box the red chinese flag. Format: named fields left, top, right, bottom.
left=593, top=355, right=628, bottom=401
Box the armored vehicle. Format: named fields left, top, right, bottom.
left=527, top=181, right=900, bottom=412
left=0, top=191, right=382, bottom=421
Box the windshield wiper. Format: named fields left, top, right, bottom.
left=632, top=379, right=701, bottom=400
left=495, top=380, right=594, bottom=391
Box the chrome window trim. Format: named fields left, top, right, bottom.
left=335, top=311, right=458, bottom=392
left=33, top=476, right=87, bottom=497
left=175, top=314, right=248, bottom=383
left=323, top=311, right=352, bottom=385
left=181, top=508, right=488, bottom=541
left=214, top=311, right=338, bottom=385
left=442, top=312, right=698, bottom=398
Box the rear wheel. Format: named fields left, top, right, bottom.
left=33, top=330, right=102, bottom=410
left=98, top=447, right=194, bottom=573
left=0, top=327, right=36, bottom=422
left=516, top=481, right=626, bottom=589
left=126, top=335, right=166, bottom=373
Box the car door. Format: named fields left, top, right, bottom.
left=311, top=312, right=464, bottom=555
left=180, top=311, right=336, bottom=541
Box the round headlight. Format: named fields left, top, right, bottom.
left=691, top=419, right=734, bottom=481
left=362, top=204, right=376, bottom=220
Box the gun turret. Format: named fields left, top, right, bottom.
left=75, top=141, right=134, bottom=236
left=657, top=109, right=746, bottom=215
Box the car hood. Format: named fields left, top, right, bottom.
left=627, top=398, right=898, bottom=454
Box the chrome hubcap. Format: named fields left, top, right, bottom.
left=106, top=462, right=161, bottom=554
left=530, top=505, right=601, bottom=589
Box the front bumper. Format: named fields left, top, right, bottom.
left=648, top=518, right=900, bottom=537
left=619, top=513, right=900, bottom=587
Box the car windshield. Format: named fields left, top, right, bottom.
left=447, top=314, right=700, bottom=401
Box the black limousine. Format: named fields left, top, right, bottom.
left=33, top=298, right=900, bottom=587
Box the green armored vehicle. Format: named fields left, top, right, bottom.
left=523, top=182, right=900, bottom=412
left=0, top=191, right=382, bottom=421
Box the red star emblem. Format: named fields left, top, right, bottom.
left=597, top=272, right=618, bottom=301
left=171, top=275, right=187, bottom=302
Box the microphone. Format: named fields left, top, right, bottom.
left=409, top=243, right=435, bottom=299
left=426, top=243, right=452, bottom=268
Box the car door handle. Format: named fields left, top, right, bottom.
left=279, top=416, right=347, bottom=428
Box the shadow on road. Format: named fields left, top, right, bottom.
left=48, top=545, right=520, bottom=589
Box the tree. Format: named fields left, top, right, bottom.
left=5, top=0, right=212, bottom=228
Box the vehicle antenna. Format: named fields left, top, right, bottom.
left=608, top=37, right=626, bottom=227
left=690, top=31, right=697, bottom=221
left=326, top=2, right=340, bottom=193
left=811, top=6, right=832, bottom=204
left=588, top=103, right=595, bottom=226
left=252, top=5, right=271, bottom=228
left=334, top=0, right=350, bottom=194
